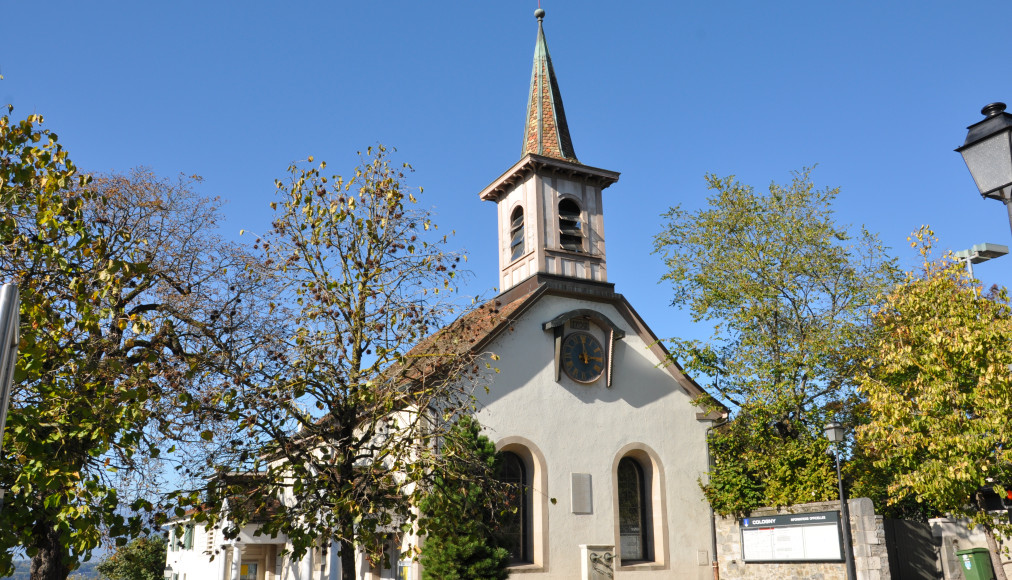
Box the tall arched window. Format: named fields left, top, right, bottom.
left=617, top=457, right=650, bottom=562
left=558, top=198, right=583, bottom=252
left=510, top=206, right=525, bottom=261
left=499, top=451, right=531, bottom=563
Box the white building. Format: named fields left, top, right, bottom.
left=165, top=8, right=723, bottom=580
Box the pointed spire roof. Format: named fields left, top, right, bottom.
left=522, top=9, right=578, bottom=163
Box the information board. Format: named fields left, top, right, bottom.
left=740, top=511, right=843, bottom=562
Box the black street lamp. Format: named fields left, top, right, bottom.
left=956, top=102, right=1012, bottom=235
left=825, top=422, right=857, bottom=580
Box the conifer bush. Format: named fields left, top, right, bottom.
left=418, top=416, right=509, bottom=580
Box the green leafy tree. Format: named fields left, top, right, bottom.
left=859, top=227, right=1012, bottom=579
left=192, top=146, right=487, bottom=580
left=418, top=416, right=509, bottom=580
left=96, top=536, right=166, bottom=580
left=0, top=105, right=116, bottom=580
left=653, top=168, right=899, bottom=516
left=0, top=105, right=247, bottom=580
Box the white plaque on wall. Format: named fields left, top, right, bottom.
left=571, top=473, right=593, bottom=514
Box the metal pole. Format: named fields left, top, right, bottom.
left=1005, top=196, right=1012, bottom=238
left=0, top=283, right=19, bottom=452
left=835, top=447, right=857, bottom=580
left=0, top=283, right=19, bottom=516
left=706, top=416, right=728, bottom=580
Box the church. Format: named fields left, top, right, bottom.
left=165, top=8, right=722, bottom=580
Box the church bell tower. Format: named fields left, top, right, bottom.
left=479, top=9, right=620, bottom=293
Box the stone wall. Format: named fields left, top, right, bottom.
left=930, top=517, right=1012, bottom=578
left=714, top=498, right=890, bottom=580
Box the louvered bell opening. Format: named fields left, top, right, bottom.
left=559, top=217, right=581, bottom=234
left=558, top=200, right=583, bottom=252
left=510, top=209, right=525, bottom=261
left=559, top=217, right=583, bottom=251
left=560, top=233, right=583, bottom=252
left=559, top=203, right=580, bottom=221
left=511, top=211, right=524, bottom=230
left=510, top=228, right=524, bottom=261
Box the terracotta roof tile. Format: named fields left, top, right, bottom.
left=391, top=284, right=542, bottom=385
left=522, top=11, right=578, bottom=163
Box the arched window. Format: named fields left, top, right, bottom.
left=510, top=206, right=525, bottom=261
left=558, top=198, right=583, bottom=252
left=617, top=457, right=650, bottom=562
left=498, top=451, right=531, bottom=563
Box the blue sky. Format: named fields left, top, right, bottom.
left=3, top=1, right=1012, bottom=349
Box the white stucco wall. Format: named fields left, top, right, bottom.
left=164, top=522, right=295, bottom=580
left=473, top=293, right=714, bottom=579
left=164, top=524, right=215, bottom=580
left=166, top=291, right=716, bottom=580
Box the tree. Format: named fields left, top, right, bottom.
left=0, top=105, right=114, bottom=580
left=96, top=536, right=166, bottom=580
left=859, top=228, right=1012, bottom=579
left=418, top=416, right=509, bottom=580
left=0, top=107, right=248, bottom=580
left=192, top=146, right=487, bottom=580
left=653, top=168, right=899, bottom=516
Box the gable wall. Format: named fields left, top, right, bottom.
left=474, top=294, right=714, bottom=579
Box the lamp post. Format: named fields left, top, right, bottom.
left=0, top=284, right=18, bottom=454
left=706, top=413, right=729, bottom=580
left=953, top=242, right=1009, bottom=278
left=956, top=102, right=1012, bottom=236
left=825, top=422, right=857, bottom=580
left=0, top=283, right=19, bottom=514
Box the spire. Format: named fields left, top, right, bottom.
left=522, top=9, right=578, bottom=163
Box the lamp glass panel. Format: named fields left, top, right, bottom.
left=961, top=131, right=1012, bottom=195
left=825, top=423, right=844, bottom=443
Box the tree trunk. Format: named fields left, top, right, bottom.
left=983, top=523, right=1009, bottom=580
left=339, top=537, right=356, bottom=580
left=976, top=492, right=1009, bottom=580
left=30, top=519, right=70, bottom=580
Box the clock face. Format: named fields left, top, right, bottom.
left=561, top=331, right=605, bottom=384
